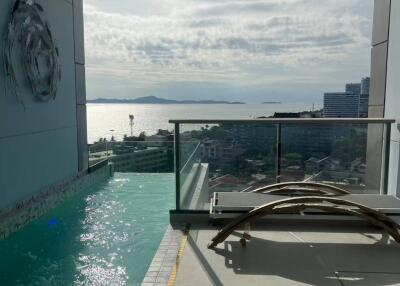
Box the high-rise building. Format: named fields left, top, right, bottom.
left=360, top=77, right=370, bottom=117
left=359, top=94, right=369, bottom=118
left=361, top=77, right=370, bottom=95
left=345, top=83, right=361, bottom=94
left=324, top=77, right=370, bottom=118
left=323, top=93, right=360, bottom=118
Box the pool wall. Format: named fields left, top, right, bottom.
left=0, top=164, right=112, bottom=240
left=0, top=0, right=88, bottom=219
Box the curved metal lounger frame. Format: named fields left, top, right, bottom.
left=208, top=196, right=400, bottom=249
left=249, top=182, right=350, bottom=196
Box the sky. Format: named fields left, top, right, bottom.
left=83, top=0, right=374, bottom=104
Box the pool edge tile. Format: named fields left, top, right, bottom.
left=142, top=225, right=184, bottom=286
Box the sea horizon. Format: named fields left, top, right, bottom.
left=87, top=102, right=319, bottom=143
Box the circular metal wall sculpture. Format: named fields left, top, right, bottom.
left=3, top=0, right=61, bottom=106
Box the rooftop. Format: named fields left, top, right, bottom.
left=174, top=221, right=400, bottom=286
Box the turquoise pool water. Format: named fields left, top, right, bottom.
left=0, top=173, right=174, bottom=286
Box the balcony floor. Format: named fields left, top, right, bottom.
left=175, top=221, right=400, bottom=286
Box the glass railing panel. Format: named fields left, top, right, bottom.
left=178, top=124, right=203, bottom=209
left=173, top=119, right=392, bottom=211
left=178, top=123, right=278, bottom=210
left=280, top=123, right=375, bottom=193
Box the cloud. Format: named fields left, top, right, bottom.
left=83, top=0, right=373, bottom=101
left=186, top=1, right=280, bottom=17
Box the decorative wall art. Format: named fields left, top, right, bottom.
left=3, top=0, right=61, bottom=107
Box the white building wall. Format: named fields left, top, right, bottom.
left=385, top=0, right=400, bottom=196
left=366, top=0, right=390, bottom=193
left=0, top=0, right=87, bottom=209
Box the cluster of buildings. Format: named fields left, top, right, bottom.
left=110, top=145, right=171, bottom=172
left=195, top=87, right=371, bottom=191
left=89, top=134, right=174, bottom=173
left=88, top=76, right=372, bottom=184
left=202, top=140, right=245, bottom=165
left=324, top=77, right=370, bottom=118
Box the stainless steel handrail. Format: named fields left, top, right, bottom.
left=180, top=142, right=201, bottom=175
left=169, top=118, right=395, bottom=124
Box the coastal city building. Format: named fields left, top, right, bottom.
left=145, top=135, right=169, bottom=147
left=89, top=144, right=171, bottom=172
left=323, top=92, right=360, bottom=117
left=111, top=147, right=170, bottom=172
left=345, top=82, right=361, bottom=94
left=361, top=77, right=371, bottom=95
left=324, top=77, right=370, bottom=118
left=359, top=94, right=370, bottom=117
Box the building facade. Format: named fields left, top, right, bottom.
left=345, top=83, right=361, bottom=95
left=359, top=94, right=369, bottom=118
left=0, top=0, right=87, bottom=210
left=366, top=0, right=400, bottom=196
left=361, top=77, right=370, bottom=95
left=323, top=93, right=360, bottom=118
left=111, top=147, right=170, bottom=172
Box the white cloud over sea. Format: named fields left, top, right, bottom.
left=84, top=0, right=373, bottom=103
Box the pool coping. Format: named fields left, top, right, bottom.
left=142, top=224, right=186, bottom=286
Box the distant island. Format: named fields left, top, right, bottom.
left=87, top=96, right=245, bottom=105
left=262, top=101, right=282, bottom=104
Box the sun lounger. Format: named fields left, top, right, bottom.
left=209, top=182, right=400, bottom=248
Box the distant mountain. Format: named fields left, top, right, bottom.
left=87, top=96, right=245, bottom=104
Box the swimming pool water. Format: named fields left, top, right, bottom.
left=0, top=173, right=174, bottom=286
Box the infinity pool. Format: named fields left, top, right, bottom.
left=0, top=173, right=174, bottom=286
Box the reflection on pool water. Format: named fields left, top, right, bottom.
left=0, top=173, right=174, bottom=286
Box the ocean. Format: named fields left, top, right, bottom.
left=87, top=103, right=314, bottom=143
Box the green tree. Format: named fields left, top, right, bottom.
left=331, top=129, right=367, bottom=168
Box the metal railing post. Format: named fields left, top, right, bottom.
left=382, top=122, right=392, bottom=195
left=276, top=123, right=282, bottom=183
left=174, top=123, right=181, bottom=210
left=106, top=141, right=109, bottom=160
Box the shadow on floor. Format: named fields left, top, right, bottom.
left=208, top=233, right=400, bottom=286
